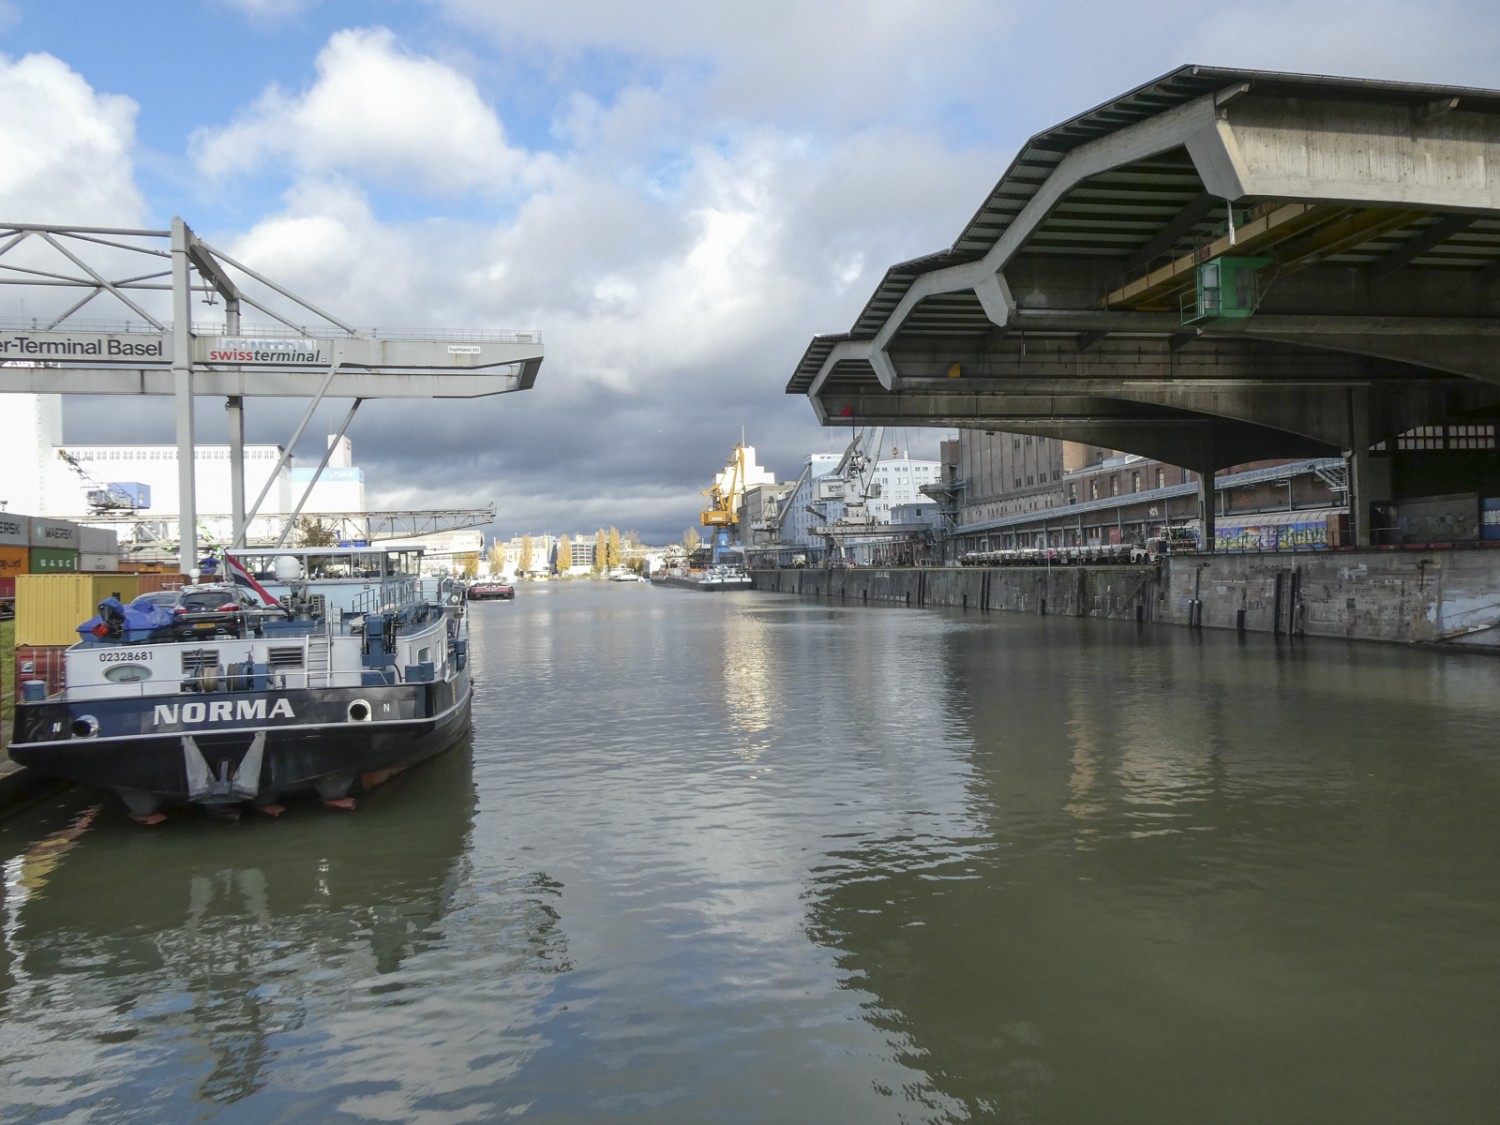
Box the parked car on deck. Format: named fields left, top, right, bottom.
left=130, top=584, right=265, bottom=638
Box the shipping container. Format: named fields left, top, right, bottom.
left=28, top=518, right=80, bottom=550
left=28, top=547, right=80, bottom=574
left=134, top=570, right=183, bottom=595
left=79, top=551, right=121, bottom=571
left=0, top=513, right=28, bottom=547
left=0, top=543, right=24, bottom=579
left=78, top=526, right=119, bottom=554
left=0, top=541, right=19, bottom=610
left=1326, top=511, right=1351, bottom=547
left=14, top=644, right=68, bottom=698
left=15, top=572, right=142, bottom=646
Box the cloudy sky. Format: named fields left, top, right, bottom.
left=3, top=0, right=1498, bottom=543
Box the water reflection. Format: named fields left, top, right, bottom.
left=5, top=588, right=1500, bottom=1122
left=722, top=602, right=776, bottom=769
left=0, top=739, right=573, bottom=1117
left=805, top=618, right=1500, bottom=1123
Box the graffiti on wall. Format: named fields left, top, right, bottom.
left=1215, top=518, right=1331, bottom=553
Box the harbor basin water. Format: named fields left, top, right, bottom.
left=2, top=579, right=1498, bottom=1122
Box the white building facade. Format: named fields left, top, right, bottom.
left=1, top=394, right=367, bottom=552
left=0, top=393, right=62, bottom=515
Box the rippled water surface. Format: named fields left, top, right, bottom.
left=3, top=581, right=1499, bottom=1123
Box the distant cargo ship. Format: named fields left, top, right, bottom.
left=651, top=548, right=753, bottom=592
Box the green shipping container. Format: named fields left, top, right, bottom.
left=29, top=547, right=80, bottom=573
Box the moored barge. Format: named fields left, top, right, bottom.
left=9, top=546, right=471, bottom=820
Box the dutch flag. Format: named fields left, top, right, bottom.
left=225, top=553, right=287, bottom=614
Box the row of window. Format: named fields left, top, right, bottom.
left=1068, top=468, right=1168, bottom=501
left=1394, top=424, right=1496, bottom=451
left=69, top=448, right=281, bottom=460
left=1012, top=469, right=1065, bottom=489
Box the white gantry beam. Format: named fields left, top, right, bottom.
left=0, top=218, right=544, bottom=567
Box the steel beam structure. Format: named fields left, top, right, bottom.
left=0, top=220, right=543, bottom=569
left=76, top=505, right=500, bottom=553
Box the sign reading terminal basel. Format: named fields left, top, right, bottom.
left=0, top=330, right=326, bottom=365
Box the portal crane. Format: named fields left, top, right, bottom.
left=746, top=461, right=811, bottom=567
left=700, top=443, right=748, bottom=531
left=56, top=449, right=149, bottom=513
left=811, top=427, right=885, bottom=552
left=754, top=464, right=810, bottom=537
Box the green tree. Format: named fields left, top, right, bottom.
left=557, top=535, right=573, bottom=572
left=519, top=534, right=534, bottom=574
left=593, top=529, right=606, bottom=574
left=295, top=517, right=338, bottom=547
left=606, top=527, right=622, bottom=570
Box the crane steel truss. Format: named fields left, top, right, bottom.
left=0, top=220, right=543, bottom=569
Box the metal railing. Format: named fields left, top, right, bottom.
left=349, top=578, right=422, bottom=617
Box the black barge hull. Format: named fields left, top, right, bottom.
left=9, top=673, right=471, bottom=815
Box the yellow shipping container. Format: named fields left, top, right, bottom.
left=16, top=572, right=143, bottom=646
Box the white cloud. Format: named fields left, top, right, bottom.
left=440, top=0, right=1018, bottom=132
left=0, top=52, right=147, bottom=226
left=191, top=27, right=538, bottom=197
left=1171, top=0, right=1500, bottom=87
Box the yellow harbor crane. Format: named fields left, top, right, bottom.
left=700, top=443, right=748, bottom=530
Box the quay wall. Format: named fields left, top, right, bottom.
left=751, top=565, right=1157, bottom=622
left=750, top=548, right=1500, bottom=649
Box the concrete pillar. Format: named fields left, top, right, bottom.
left=1346, top=388, right=1392, bottom=547
left=226, top=397, right=246, bottom=545
left=1196, top=433, right=1216, bottom=552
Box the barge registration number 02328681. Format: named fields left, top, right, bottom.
left=99, top=649, right=152, bottom=664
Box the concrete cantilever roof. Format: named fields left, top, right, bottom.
left=788, top=64, right=1500, bottom=408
